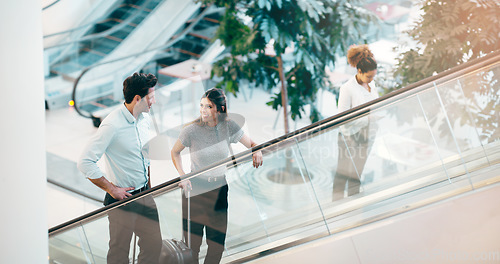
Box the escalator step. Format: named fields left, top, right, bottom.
left=143, top=0, right=162, bottom=11
left=90, top=39, right=118, bottom=54
left=98, top=38, right=120, bottom=48
left=109, top=30, right=128, bottom=40
left=94, top=19, right=119, bottom=33
left=77, top=51, right=104, bottom=66
left=204, top=12, right=223, bottom=23
left=183, top=34, right=210, bottom=46
left=111, top=5, right=137, bottom=20
left=173, top=40, right=205, bottom=55
left=109, top=24, right=136, bottom=40
left=186, top=8, right=204, bottom=23
left=196, top=19, right=219, bottom=29
left=203, top=16, right=221, bottom=24
left=105, top=35, right=123, bottom=43
left=175, top=48, right=201, bottom=58
left=189, top=22, right=219, bottom=40
left=188, top=31, right=214, bottom=41
left=51, top=61, right=84, bottom=75
left=82, top=48, right=107, bottom=57
left=130, top=11, right=148, bottom=26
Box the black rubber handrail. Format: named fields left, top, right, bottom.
left=42, top=0, right=61, bottom=11
left=49, top=50, right=500, bottom=236
left=72, top=5, right=219, bottom=119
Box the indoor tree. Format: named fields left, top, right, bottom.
left=198, top=0, right=378, bottom=183
left=394, top=0, right=499, bottom=87
left=202, top=0, right=378, bottom=133
left=392, top=0, right=500, bottom=143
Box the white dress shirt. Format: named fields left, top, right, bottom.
left=337, top=75, right=379, bottom=135
left=77, top=104, right=151, bottom=190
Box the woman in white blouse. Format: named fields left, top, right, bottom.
left=333, top=44, right=379, bottom=201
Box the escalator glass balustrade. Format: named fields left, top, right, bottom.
left=48, top=52, right=500, bottom=263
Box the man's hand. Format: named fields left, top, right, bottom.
left=109, top=186, right=135, bottom=200
left=89, top=176, right=135, bottom=201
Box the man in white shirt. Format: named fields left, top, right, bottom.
left=78, top=73, right=161, bottom=264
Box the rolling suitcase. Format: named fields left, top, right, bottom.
left=159, top=189, right=196, bottom=264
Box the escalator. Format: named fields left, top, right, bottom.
left=44, top=0, right=197, bottom=110
left=46, top=0, right=164, bottom=77
left=48, top=51, right=500, bottom=263
left=44, top=3, right=226, bottom=203
left=150, top=9, right=225, bottom=86
left=70, top=4, right=226, bottom=126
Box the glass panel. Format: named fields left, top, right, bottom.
left=49, top=224, right=104, bottom=263
left=218, top=142, right=330, bottom=260
left=50, top=187, right=179, bottom=263
left=357, top=95, right=447, bottom=187
left=457, top=63, right=500, bottom=165
left=415, top=87, right=470, bottom=181
left=297, top=92, right=458, bottom=233
left=155, top=189, right=184, bottom=243
left=225, top=160, right=274, bottom=256
left=78, top=219, right=109, bottom=263
left=434, top=77, right=489, bottom=171
left=49, top=55, right=500, bottom=263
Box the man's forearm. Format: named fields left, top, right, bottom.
left=89, top=176, right=115, bottom=194
left=89, top=176, right=135, bottom=200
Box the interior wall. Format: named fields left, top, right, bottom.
left=252, top=183, right=500, bottom=264
left=0, top=1, right=48, bottom=263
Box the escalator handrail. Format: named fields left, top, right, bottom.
left=44, top=0, right=156, bottom=49
left=42, top=0, right=62, bottom=11
left=51, top=50, right=500, bottom=236
left=72, top=4, right=220, bottom=119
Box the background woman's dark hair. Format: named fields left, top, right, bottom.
left=347, top=44, right=377, bottom=73
left=123, top=73, right=158, bottom=103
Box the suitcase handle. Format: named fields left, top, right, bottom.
left=187, top=189, right=191, bottom=248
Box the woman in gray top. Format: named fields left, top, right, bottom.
left=171, top=88, right=262, bottom=264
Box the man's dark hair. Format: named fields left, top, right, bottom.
left=123, top=73, right=157, bottom=103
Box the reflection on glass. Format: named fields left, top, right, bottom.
left=49, top=225, right=99, bottom=263
left=224, top=142, right=330, bottom=254
left=457, top=65, right=500, bottom=160
left=104, top=195, right=162, bottom=264
left=332, top=114, right=376, bottom=201
left=49, top=57, right=500, bottom=263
